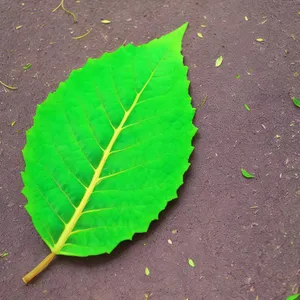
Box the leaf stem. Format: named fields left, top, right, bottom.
left=22, top=252, right=55, bottom=284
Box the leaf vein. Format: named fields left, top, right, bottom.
left=34, top=183, right=67, bottom=226
left=94, top=85, right=117, bottom=130
left=76, top=95, right=106, bottom=151
left=63, top=108, right=98, bottom=170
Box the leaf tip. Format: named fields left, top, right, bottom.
left=172, top=22, right=189, bottom=39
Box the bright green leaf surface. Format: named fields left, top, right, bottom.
left=244, top=104, right=250, bottom=111
left=292, top=97, right=300, bottom=107
left=22, top=23, right=196, bottom=258
left=286, top=295, right=300, bottom=300
left=188, top=258, right=195, bottom=267
left=145, top=267, right=150, bottom=276
left=23, top=63, right=32, bottom=70
left=241, top=168, right=255, bottom=178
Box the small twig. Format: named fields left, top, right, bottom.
left=0, top=80, right=18, bottom=90
left=99, top=31, right=108, bottom=42
left=73, top=28, right=92, bottom=40
left=198, top=94, right=208, bottom=108
left=52, top=0, right=77, bottom=23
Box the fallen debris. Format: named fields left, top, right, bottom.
left=73, top=28, right=92, bottom=40
left=52, top=0, right=77, bottom=23
left=0, top=80, right=18, bottom=90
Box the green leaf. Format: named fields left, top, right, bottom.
left=0, top=252, right=8, bottom=258
left=215, top=56, right=223, bottom=67
left=188, top=258, right=195, bottom=267
left=22, top=23, right=197, bottom=282
left=244, top=104, right=250, bottom=111
left=145, top=267, right=150, bottom=276
left=292, top=97, right=300, bottom=107
left=23, top=63, right=32, bottom=70
left=241, top=168, right=255, bottom=178
left=286, top=295, right=300, bottom=300
left=236, top=74, right=240, bottom=79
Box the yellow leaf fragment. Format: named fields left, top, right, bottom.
left=197, top=32, right=203, bottom=39
left=167, top=239, right=173, bottom=245
left=200, top=24, right=206, bottom=28
left=256, top=38, right=264, bottom=42
left=73, top=28, right=92, bottom=40
left=294, top=72, right=299, bottom=78
left=11, top=121, right=16, bottom=127
left=16, top=25, right=23, bottom=30
left=215, top=56, right=223, bottom=67
left=101, top=19, right=111, bottom=24
left=298, top=11, right=300, bottom=15
left=291, top=34, right=296, bottom=40
left=245, top=16, right=248, bottom=21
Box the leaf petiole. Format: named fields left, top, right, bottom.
left=22, top=252, right=55, bottom=284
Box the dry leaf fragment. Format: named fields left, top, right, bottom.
left=200, top=24, right=206, bottom=28
left=167, top=239, right=173, bottom=245
left=256, top=38, right=264, bottom=42
left=101, top=20, right=111, bottom=24
left=245, top=16, right=249, bottom=21
left=11, top=121, right=16, bottom=127
left=16, top=25, right=23, bottom=30
left=197, top=32, right=203, bottom=39
left=260, top=19, right=268, bottom=24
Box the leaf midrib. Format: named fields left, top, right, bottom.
left=52, top=59, right=162, bottom=254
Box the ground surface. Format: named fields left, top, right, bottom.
left=0, top=0, right=300, bottom=299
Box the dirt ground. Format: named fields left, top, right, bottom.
left=1, top=0, right=300, bottom=299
